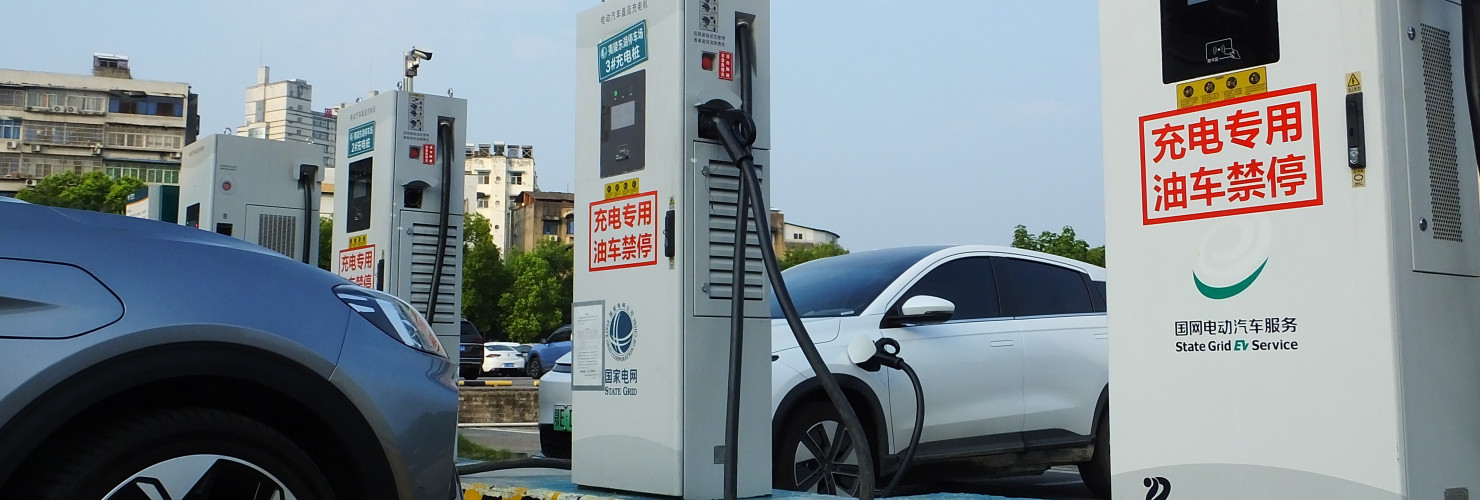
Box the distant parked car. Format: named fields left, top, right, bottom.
left=537, top=353, right=573, bottom=459
left=481, top=342, right=526, bottom=376
left=459, top=320, right=487, bottom=379
left=525, top=325, right=572, bottom=378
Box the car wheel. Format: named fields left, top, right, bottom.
left=528, top=356, right=543, bottom=379
left=17, top=407, right=333, bottom=500
left=462, top=367, right=480, bottom=380
left=773, top=402, right=865, bottom=495
left=1079, top=410, right=1110, bottom=499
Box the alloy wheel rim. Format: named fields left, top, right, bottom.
left=791, top=419, right=860, bottom=495
left=103, top=454, right=297, bottom=500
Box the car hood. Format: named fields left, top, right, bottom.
left=770, top=317, right=841, bottom=353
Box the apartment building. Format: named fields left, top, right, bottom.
left=0, top=54, right=199, bottom=195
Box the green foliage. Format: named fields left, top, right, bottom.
left=779, top=242, right=849, bottom=270
left=499, top=250, right=565, bottom=343
left=463, top=213, right=512, bottom=340
left=528, top=239, right=574, bottom=326
left=16, top=172, right=145, bottom=214
left=1011, top=225, right=1106, bottom=267
left=317, top=217, right=333, bottom=271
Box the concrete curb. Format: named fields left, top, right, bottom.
left=459, top=380, right=515, bottom=387
left=463, top=483, right=627, bottom=500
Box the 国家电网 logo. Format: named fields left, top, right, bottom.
left=607, top=303, right=636, bottom=361
left=1192, top=215, right=1271, bottom=300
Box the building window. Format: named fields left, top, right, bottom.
left=25, top=121, right=105, bottom=146
left=510, top=173, right=523, bottom=185
left=0, top=153, right=20, bottom=178
left=0, top=119, right=19, bottom=140
left=0, top=89, right=24, bottom=108
left=105, top=124, right=182, bottom=150
left=477, top=197, right=489, bottom=208
left=793, top=233, right=802, bottom=240
left=543, top=220, right=558, bottom=235
left=566, top=217, right=574, bottom=234
left=478, top=173, right=490, bottom=185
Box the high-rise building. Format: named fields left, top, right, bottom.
left=465, top=142, right=539, bottom=251
left=236, top=66, right=336, bottom=169
left=0, top=54, right=199, bottom=196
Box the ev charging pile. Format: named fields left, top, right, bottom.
left=1103, top=0, right=1480, bottom=497
left=332, top=91, right=468, bottom=352
left=178, top=134, right=324, bottom=264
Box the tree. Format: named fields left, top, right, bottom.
left=779, top=242, right=849, bottom=270
left=463, top=213, right=512, bottom=340
left=16, top=172, right=145, bottom=214
left=1011, top=225, right=1106, bottom=267
left=529, top=239, right=574, bottom=326
left=317, top=217, right=333, bottom=271
left=499, top=250, right=565, bottom=343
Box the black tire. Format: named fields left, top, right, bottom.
left=773, top=402, right=866, bottom=495
left=462, top=367, right=480, bottom=380
left=1079, top=410, right=1111, bottom=499
left=17, top=407, right=333, bottom=500
left=527, top=356, right=544, bottom=379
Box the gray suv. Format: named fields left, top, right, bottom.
left=0, top=201, right=459, bottom=499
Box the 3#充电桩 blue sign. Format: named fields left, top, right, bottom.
left=347, top=121, right=375, bottom=158
left=599, top=21, right=647, bottom=82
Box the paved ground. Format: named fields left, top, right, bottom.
left=456, top=425, right=1098, bottom=500
left=462, top=375, right=541, bottom=387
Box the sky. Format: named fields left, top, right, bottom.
left=5, top=0, right=1103, bottom=251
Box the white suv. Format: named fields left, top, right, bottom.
left=770, top=245, right=1109, bottom=498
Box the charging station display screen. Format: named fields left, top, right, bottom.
left=1161, top=0, right=1279, bottom=83
left=600, top=70, right=645, bottom=178
left=347, top=158, right=373, bottom=233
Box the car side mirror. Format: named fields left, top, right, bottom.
left=882, top=295, right=955, bottom=328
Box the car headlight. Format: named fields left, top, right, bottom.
left=335, top=285, right=446, bottom=357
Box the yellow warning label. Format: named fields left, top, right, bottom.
left=1346, top=71, right=1362, bottom=94
left=1176, top=66, right=1269, bottom=109
left=604, top=178, right=641, bottom=199
left=348, top=234, right=368, bottom=248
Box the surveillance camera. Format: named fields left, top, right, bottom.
left=411, top=47, right=433, bottom=60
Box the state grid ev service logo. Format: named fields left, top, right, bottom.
left=607, top=303, right=637, bottom=361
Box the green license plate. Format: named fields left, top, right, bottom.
left=554, top=405, right=572, bottom=432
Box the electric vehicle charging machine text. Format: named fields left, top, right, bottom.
left=1103, top=1, right=1480, bottom=497
left=332, top=91, right=467, bottom=350
left=178, top=134, right=324, bottom=264
left=574, top=1, right=771, bottom=497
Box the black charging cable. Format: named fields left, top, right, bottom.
left=851, top=338, right=923, bottom=497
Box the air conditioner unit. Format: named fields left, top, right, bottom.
left=3, top=141, right=15, bottom=150
left=49, top=105, right=64, bottom=113
left=29, top=144, right=42, bottom=153
left=65, top=106, right=78, bottom=114
left=168, top=151, right=182, bottom=159
left=91, top=144, right=103, bottom=155
left=24, top=178, right=38, bottom=187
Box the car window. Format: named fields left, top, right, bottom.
left=488, top=344, right=516, bottom=351
left=549, top=327, right=571, bottom=343
left=771, top=246, right=947, bottom=318
left=896, top=257, right=1001, bottom=321
left=992, top=257, right=1094, bottom=317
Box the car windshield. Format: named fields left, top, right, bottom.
left=770, top=246, right=947, bottom=319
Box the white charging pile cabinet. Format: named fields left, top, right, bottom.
left=331, top=90, right=468, bottom=350
left=573, top=0, right=773, bottom=497
left=1102, top=1, right=1480, bottom=497
left=177, top=134, right=324, bottom=264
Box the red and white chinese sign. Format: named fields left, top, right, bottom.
left=339, top=244, right=376, bottom=288
left=590, top=191, right=659, bottom=272
left=718, top=51, right=734, bottom=81
left=1139, top=84, right=1323, bottom=225
left=422, top=144, right=436, bottom=165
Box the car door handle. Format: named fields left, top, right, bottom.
left=989, top=340, right=1014, bottom=347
